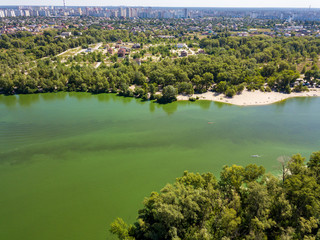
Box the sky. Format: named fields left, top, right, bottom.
left=0, top=0, right=319, bottom=8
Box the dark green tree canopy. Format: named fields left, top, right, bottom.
left=111, top=151, right=320, bottom=240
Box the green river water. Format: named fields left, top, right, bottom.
left=0, top=92, right=320, bottom=240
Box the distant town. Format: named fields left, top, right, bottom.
left=0, top=6, right=320, bottom=38
left=0, top=5, right=320, bottom=21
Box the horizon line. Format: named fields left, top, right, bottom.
left=0, top=5, right=319, bottom=9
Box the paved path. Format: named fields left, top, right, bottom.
left=94, top=62, right=102, bottom=68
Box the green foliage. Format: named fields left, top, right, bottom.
left=177, top=82, right=194, bottom=95
left=134, top=87, right=145, bottom=98
left=308, top=151, right=320, bottom=181
left=110, top=218, right=134, bottom=240
left=111, top=54, right=118, bottom=63
left=225, top=86, right=236, bottom=98
left=215, top=81, right=227, bottom=93
left=301, top=65, right=307, bottom=74
left=111, top=151, right=320, bottom=240
left=265, top=86, right=272, bottom=92
left=158, top=85, right=178, bottom=103
left=293, top=83, right=309, bottom=92
left=236, top=83, right=246, bottom=94
left=1, top=26, right=319, bottom=100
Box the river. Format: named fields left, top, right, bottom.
left=0, top=92, right=319, bottom=240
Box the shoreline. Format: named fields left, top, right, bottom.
left=2, top=88, right=320, bottom=107
left=177, top=89, right=320, bottom=106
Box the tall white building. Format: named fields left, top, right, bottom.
left=14, top=10, right=23, bottom=16
left=118, top=7, right=126, bottom=18
left=126, top=7, right=132, bottom=18
left=7, top=10, right=16, bottom=17
left=24, top=10, right=30, bottom=17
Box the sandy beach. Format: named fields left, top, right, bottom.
left=177, top=89, right=320, bottom=106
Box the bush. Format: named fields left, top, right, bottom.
left=225, top=87, right=236, bottom=98
left=178, top=82, right=194, bottom=95
left=265, top=86, right=272, bottom=92
left=134, top=87, right=145, bottom=98
left=293, top=83, right=309, bottom=92
left=141, top=94, right=149, bottom=101
left=284, top=85, right=292, bottom=94
left=236, top=83, right=245, bottom=94
left=121, top=89, right=134, bottom=97
left=215, top=81, right=227, bottom=93
left=154, top=94, right=162, bottom=101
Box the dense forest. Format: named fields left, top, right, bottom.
left=0, top=27, right=320, bottom=102
left=110, top=151, right=320, bottom=240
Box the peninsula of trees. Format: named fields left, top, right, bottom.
left=110, top=151, right=320, bottom=240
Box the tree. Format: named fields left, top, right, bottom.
left=191, top=75, right=203, bottom=93
left=261, top=63, right=277, bottom=77
left=225, top=86, right=236, bottom=98
left=310, top=52, right=318, bottom=63
left=177, top=82, right=193, bottom=95
left=276, top=70, right=299, bottom=93
left=133, top=71, right=146, bottom=85
left=134, top=87, right=145, bottom=98
left=158, top=85, right=177, bottom=103
left=202, top=72, right=214, bottom=90
left=111, top=54, right=118, bottom=63
left=110, top=218, right=134, bottom=240
left=148, top=84, right=157, bottom=99
left=307, top=151, right=320, bottom=181
left=215, top=81, right=227, bottom=93
left=236, top=83, right=245, bottom=94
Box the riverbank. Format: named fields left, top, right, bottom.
left=177, top=89, right=320, bottom=106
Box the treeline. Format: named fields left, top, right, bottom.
left=0, top=28, right=167, bottom=60
left=1, top=31, right=320, bottom=99
left=110, top=151, right=320, bottom=240
left=0, top=52, right=309, bottom=98
left=200, top=36, right=320, bottom=63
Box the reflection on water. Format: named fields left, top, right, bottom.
left=96, top=93, right=112, bottom=103
left=0, top=92, right=320, bottom=116
left=119, top=95, right=134, bottom=104
left=198, top=100, right=212, bottom=110
left=149, top=102, right=156, bottom=113
left=18, top=94, right=40, bottom=107
left=213, top=101, right=229, bottom=109
left=274, top=99, right=287, bottom=110
left=158, top=102, right=178, bottom=115
left=41, top=92, right=67, bottom=102
left=0, top=92, right=181, bottom=115
left=0, top=94, right=18, bottom=108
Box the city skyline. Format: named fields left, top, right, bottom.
left=0, top=0, right=319, bottom=8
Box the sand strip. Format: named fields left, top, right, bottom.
left=177, top=89, right=320, bottom=106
